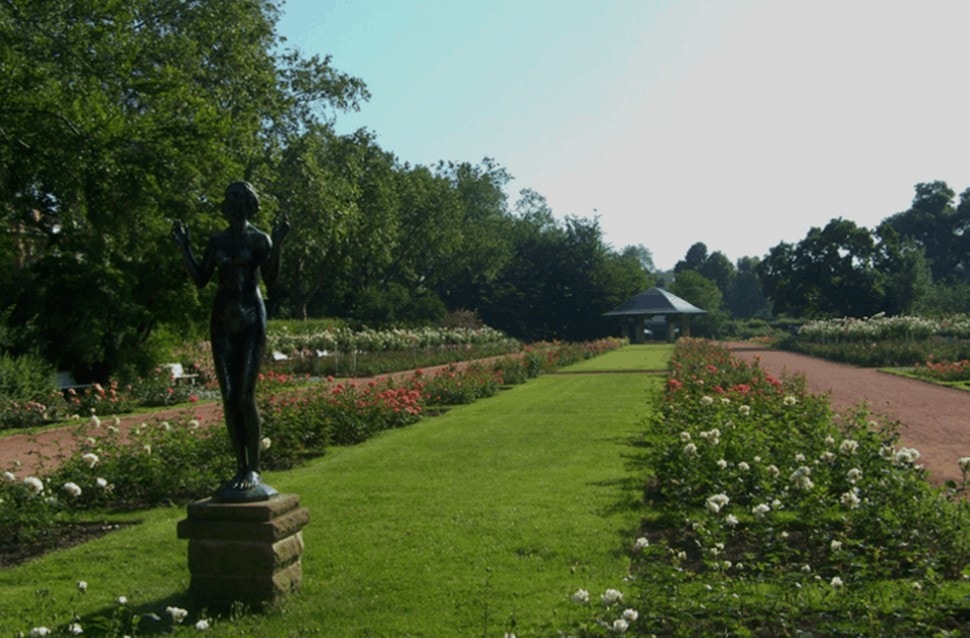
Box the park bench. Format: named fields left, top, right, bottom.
left=56, top=371, right=91, bottom=392
left=161, top=363, right=198, bottom=385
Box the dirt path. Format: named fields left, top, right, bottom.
left=727, top=342, right=969, bottom=486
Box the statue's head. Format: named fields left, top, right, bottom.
left=221, top=181, right=260, bottom=221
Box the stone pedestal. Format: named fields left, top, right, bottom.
left=177, top=493, right=309, bottom=608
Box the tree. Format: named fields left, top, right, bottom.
left=795, top=219, right=882, bottom=317
left=872, top=222, right=931, bottom=316
left=332, top=130, right=403, bottom=323
left=727, top=257, right=771, bottom=319
left=382, top=163, right=463, bottom=322
left=266, top=125, right=361, bottom=320
left=432, top=159, right=514, bottom=315
left=674, top=242, right=709, bottom=274
left=698, top=251, right=736, bottom=299
left=884, top=181, right=970, bottom=282
left=478, top=199, right=648, bottom=342
left=758, top=242, right=798, bottom=316
left=758, top=218, right=925, bottom=319
left=0, top=0, right=366, bottom=378
left=670, top=271, right=725, bottom=337
left=620, top=244, right=656, bottom=275
left=550, top=216, right=626, bottom=340
left=672, top=243, right=736, bottom=315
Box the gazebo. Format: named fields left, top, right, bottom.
left=604, top=287, right=706, bottom=343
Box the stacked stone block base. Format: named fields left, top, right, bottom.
left=177, top=493, right=309, bottom=608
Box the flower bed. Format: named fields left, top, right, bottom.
left=614, top=338, right=970, bottom=635
left=0, top=327, right=525, bottom=430
left=912, top=357, right=970, bottom=382
left=266, top=325, right=517, bottom=355
left=787, top=313, right=970, bottom=367
left=0, top=339, right=625, bottom=555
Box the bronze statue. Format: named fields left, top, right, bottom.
left=173, top=182, right=289, bottom=502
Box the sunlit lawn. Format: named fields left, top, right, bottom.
left=0, top=346, right=666, bottom=636
left=559, top=344, right=672, bottom=372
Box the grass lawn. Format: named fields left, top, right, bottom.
left=0, top=347, right=665, bottom=637
left=880, top=366, right=970, bottom=392
left=558, top=344, right=672, bottom=372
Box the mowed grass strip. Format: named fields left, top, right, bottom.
left=559, top=344, right=673, bottom=372
left=0, top=347, right=665, bottom=636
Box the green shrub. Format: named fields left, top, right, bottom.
left=127, top=367, right=199, bottom=408
left=420, top=363, right=503, bottom=405
left=439, top=308, right=485, bottom=329
left=718, top=318, right=792, bottom=340
left=324, top=380, right=424, bottom=445
left=0, top=353, right=68, bottom=428
left=259, top=390, right=333, bottom=467
left=520, top=338, right=626, bottom=375
left=51, top=415, right=231, bottom=509
left=491, top=354, right=532, bottom=385
left=912, top=358, right=970, bottom=382
left=0, top=352, right=56, bottom=402
left=0, top=473, right=68, bottom=545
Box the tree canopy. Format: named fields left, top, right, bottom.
left=2, top=0, right=365, bottom=377
left=0, top=1, right=651, bottom=379
left=758, top=212, right=933, bottom=319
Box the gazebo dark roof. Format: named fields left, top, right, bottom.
left=603, top=287, right=707, bottom=317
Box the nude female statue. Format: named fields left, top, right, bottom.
left=172, top=181, right=289, bottom=501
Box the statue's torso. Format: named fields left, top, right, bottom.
left=210, top=227, right=270, bottom=334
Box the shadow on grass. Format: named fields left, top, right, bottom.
left=77, top=591, right=270, bottom=635
left=584, top=433, right=661, bottom=560
left=1, top=520, right=140, bottom=569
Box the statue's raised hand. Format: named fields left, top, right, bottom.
left=172, top=220, right=191, bottom=249
left=272, top=213, right=291, bottom=244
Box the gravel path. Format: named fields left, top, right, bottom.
left=727, top=342, right=969, bottom=486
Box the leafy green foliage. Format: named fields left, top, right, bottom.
left=419, top=363, right=503, bottom=406
left=672, top=246, right=771, bottom=326
left=51, top=416, right=231, bottom=509
left=671, top=270, right=726, bottom=337
left=0, top=352, right=54, bottom=402
left=481, top=201, right=650, bottom=342
left=63, top=380, right=132, bottom=417
left=758, top=185, right=951, bottom=320
left=0, top=0, right=366, bottom=380
left=0, top=474, right=66, bottom=545
left=126, top=368, right=199, bottom=408
left=884, top=180, right=970, bottom=283
left=0, top=353, right=66, bottom=428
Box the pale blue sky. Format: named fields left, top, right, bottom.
left=277, top=0, right=970, bottom=269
